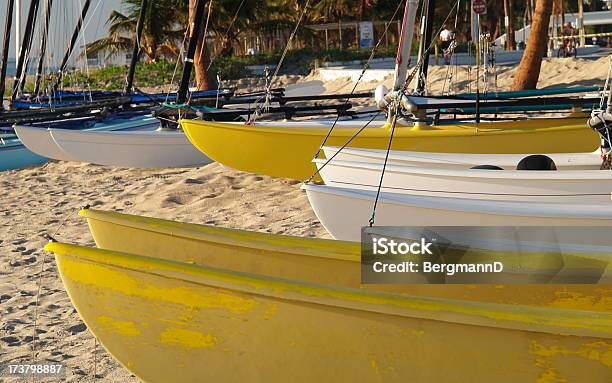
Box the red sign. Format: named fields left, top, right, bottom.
left=472, top=0, right=487, bottom=15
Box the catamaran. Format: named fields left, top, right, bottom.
left=180, top=0, right=601, bottom=180
left=312, top=157, right=612, bottom=202
left=42, top=207, right=612, bottom=382
left=321, top=145, right=605, bottom=170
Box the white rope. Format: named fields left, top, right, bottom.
left=197, top=0, right=214, bottom=69
left=249, top=0, right=311, bottom=121
left=600, top=56, right=612, bottom=111
left=64, top=0, right=102, bottom=99
left=164, top=32, right=189, bottom=102
left=77, top=0, right=104, bottom=101
left=206, top=0, right=246, bottom=72
left=310, top=0, right=405, bottom=160
left=401, top=0, right=460, bottom=95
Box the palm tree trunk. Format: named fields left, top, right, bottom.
left=359, top=0, right=369, bottom=21
left=503, top=0, right=516, bottom=50
left=189, top=0, right=215, bottom=90
left=512, top=0, right=553, bottom=90
left=492, top=0, right=503, bottom=40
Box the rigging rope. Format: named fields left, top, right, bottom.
left=305, top=110, right=382, bottom=183
left=206, top=0, right=246, bottom=73
left=32, top=207, right=79, bottom=363
left=306, top=0, right=459, bottom=191
left=400, top=0, right=459, bottom=96
left=197, top=0, right=214, bottom=74
left=364, top=1, right=460, bottom=226
left=77, top=0, right=104, bottom=101
left=309, top=0, right=459, bottom=171
left=60, top=0, right=102, bottom=99
left=369, top=105, right=399, bottom=227
left=600, top=56, right=612, bottom=111
left=164, top=32, right=188, bottom=102
left=310, top=0, right=405, bottom=159
left=248, top=0, right=312, bottom=121
left=442, top=0, right=461, bottom=95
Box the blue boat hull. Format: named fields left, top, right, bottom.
left=0, top=141, right=48, bottom=171
left=11, top=89, right=228, bottom=109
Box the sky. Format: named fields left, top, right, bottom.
left=0, top=0, right=125, bottom=62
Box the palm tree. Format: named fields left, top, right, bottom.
left=190, top=0, right=213, bottom=89
left=209, top=0, right=292, bottom=57
left=513, top=0, right=553, bottom=90
left=85, top=0, right=188, bottom=62
left=190, top=0, right=290, bottom=88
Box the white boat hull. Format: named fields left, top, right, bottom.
left=322, top=146, right=603, bottom=170
left=14, top=115, right=159, bottom=162
left=303, top=184, right=612, bottom=241
left=51, top=129, right=212, bottom=168
left=315, top=158, right=612, bottom=202
left=14, top=125, right=77, bottom=161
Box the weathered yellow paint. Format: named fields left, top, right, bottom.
left=180, top=117, right=599, bottom=180
left=535, top=369, right=562, bottom=383
left=47, top=240, right=612, bottom=337
left=531, top=341, right=612, bottom=367
left=78, top=208, right=612, bottom=316
left=261, top=303, right=278, bottom=320
left=549, top=290, right=612, bottom=312
left=97, top=316, right=141, bottom=337
left=58, top=257, right=258, bottom=314
left=370, top=359, right=379, bottom=375
left=49, top=240, right=612, bottom=337
left=159, top=328, right=220, bottom=349
left=46, top=242, right=612, bottom=383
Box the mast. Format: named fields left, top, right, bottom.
left=15, top=0, right=20, bottom=60
left=385, top=0, right=419, bottom=124
left=52, top=0, right=92, bottom=91
left=415, top=0, right=435, bottom=94
left=33, top=0, right=53, bottom=96
left=392, top=0, right=419, bottom=93
left=0, top=0, right=15, bottom=104
left=11, top=0, right=40, bottom=101
left=176, top=0, right=207, bottom=105
left=577, top=0, right=584, bottom=47
left=124, top=0, right=149, bottom=94
left=19, top=0, right=42, bottom=94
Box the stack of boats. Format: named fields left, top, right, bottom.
left=42, top=65, right=612, bottom=383
left=15, top=0, right=611, bottom=381
left=306, top=144, right=612, bottom=237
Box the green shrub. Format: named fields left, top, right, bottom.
left=35, top=44, right=464, bottom=88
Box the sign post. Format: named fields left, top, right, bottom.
left=472, top=0, right=487, bottom=15
left=359, top=21, right=374, bottom=48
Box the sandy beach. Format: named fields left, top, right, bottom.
left=1, top=55, right=610, bottom=381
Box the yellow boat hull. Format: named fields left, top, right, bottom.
left=180, top=117, right=600, bottom=180
left=80, top=209, right=612, bottom=311
left=47, top=242, right=612, bottom=383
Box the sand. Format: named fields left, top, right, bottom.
left=303, top=54, right=611, bottom=95
left=0, top=161, right=326, bottom=382
left=1, top=55, right=610, bottom=382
